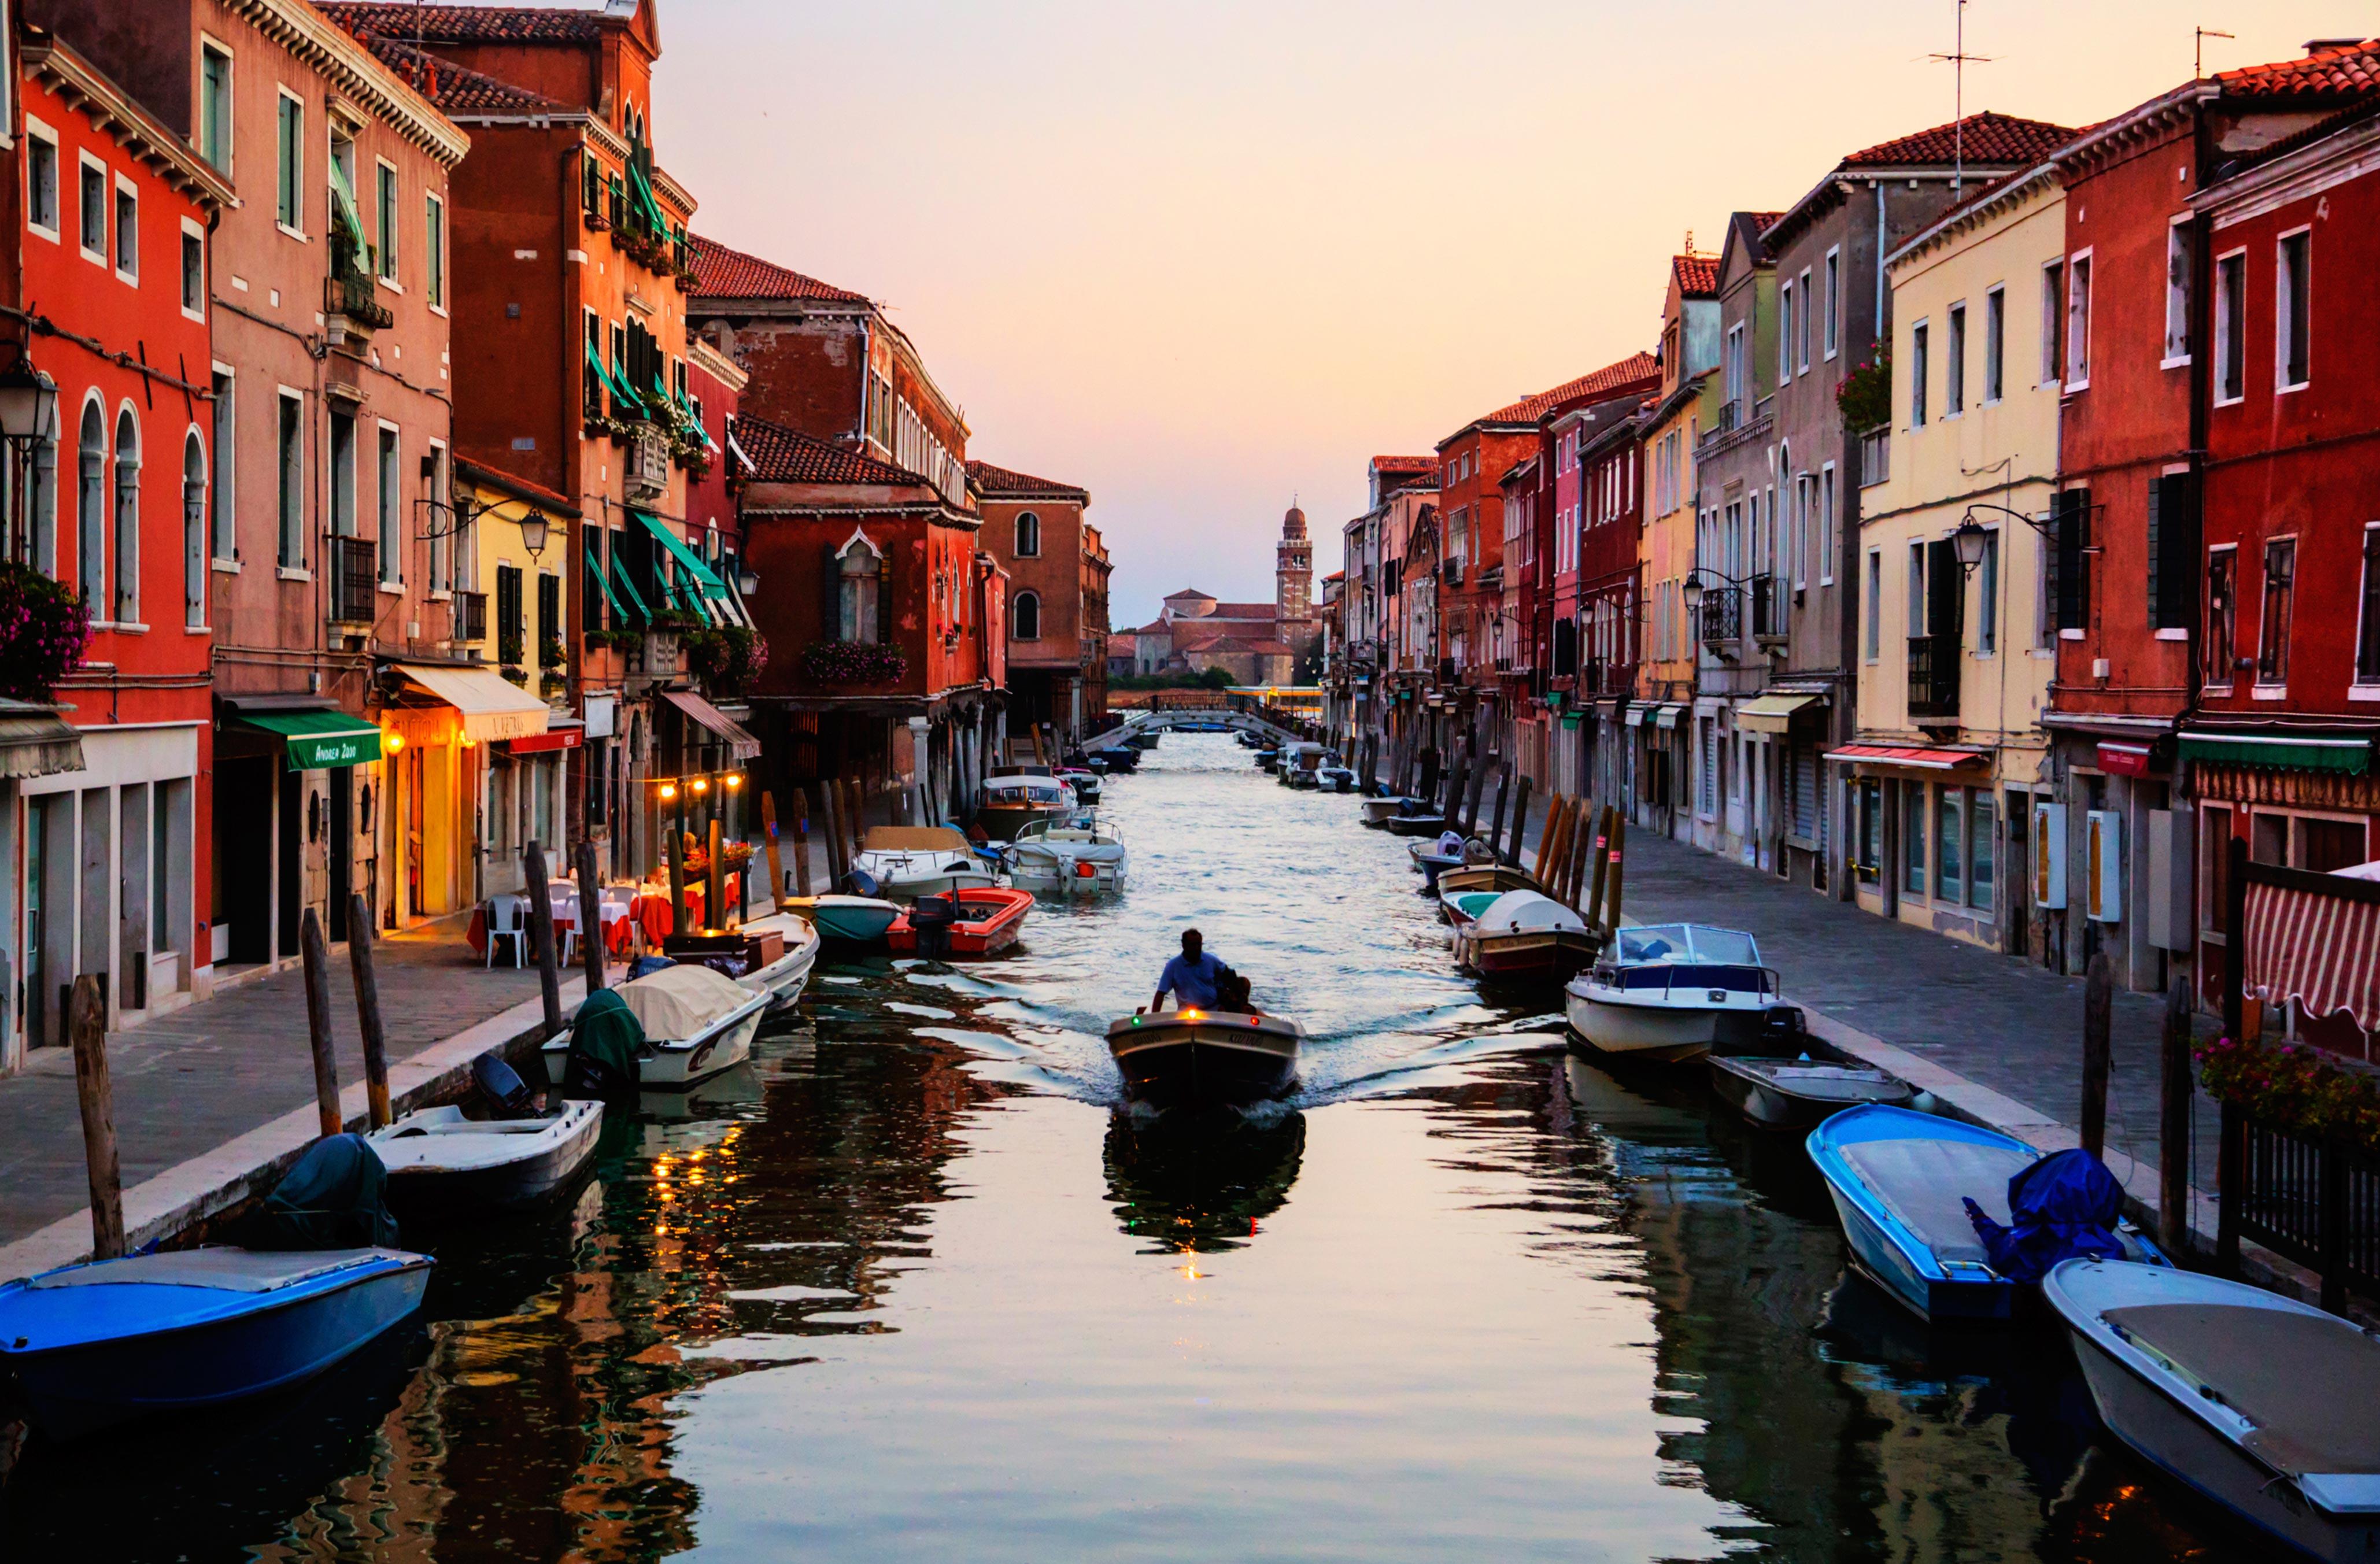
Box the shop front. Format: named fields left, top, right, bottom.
left=383, top=663, right=551, bottom=928
left=1, top=702, right=87, bottom=1070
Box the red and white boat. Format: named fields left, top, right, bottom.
left=886, top=886, right=1033, bottom=957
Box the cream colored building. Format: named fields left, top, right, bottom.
left=1846, top=164, right=2063, bottom=957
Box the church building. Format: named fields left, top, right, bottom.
left=1133, top=505, right=1320, bottom=685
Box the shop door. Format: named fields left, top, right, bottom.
left=328, top=766, right=352, bottom=941
left=220, top=756, right=274, bottom=964
left=277, top=768, right=301, bottom=957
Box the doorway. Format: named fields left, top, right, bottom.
left=328, top=766, right=352, bottom=941
left=277, top=766, right=301, bottom=957
left=220, top=755, right=275, bottom=964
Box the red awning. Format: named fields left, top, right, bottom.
left=2245, top=879, right=2380, bottom=1033
left=504, top=727, right=583, bottom=755
left=2097, top=741, right=2153, bottom=777
left=1823, top=744, right=1989, bottom=771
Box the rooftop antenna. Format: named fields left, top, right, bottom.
left=2196, top=27, right=2234, bottom=79
left=1929, top=0, right=1995, bottom=196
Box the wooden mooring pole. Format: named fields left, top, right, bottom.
left=299, top=907, right=342, bottom=1138
left=2082, top=951, right=2113, bottom=1161
left=1485, top=764, right=1510, bottom=857
left=760, top=790, right=789, bottom=908
left=346, top=894, right=392, bottom=1130
left=576, top=842, right=607, bottom=996
left=706, top=818, right=726, bottom=930
left=68, top=974, right=124, bottom=1259
left=1504, top=775, right=1531, bottom=867
left=790, top=787, right=815, bottom=897
left=524, top=841, right=565, bottom=1040
left=2159, top=977, right=2193, bottom=1256
left=1585, top=805, right=1613, bottom=922
left=1603, top=812, right=1628, bottom=936
left=664, top=826, right=690, bottom=937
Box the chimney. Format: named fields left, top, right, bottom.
left=2303, top=38, right=2374, bottom=57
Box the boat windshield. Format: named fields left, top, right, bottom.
left=1684, top=927, right=1761, bottom=964
left=1617, top=925, right=1694, bottom=963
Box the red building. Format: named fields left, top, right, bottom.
left=2045, top=42, right=2380, bottom=994
left=1564, top=393, right=1654, bottom=804
left=8, top=26, right=232, bottom=1053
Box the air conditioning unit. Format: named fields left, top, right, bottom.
left=624, top=421, right=670, bottom=503
left=2033, top=800, right=2067, bottom=909
left=2086, top=808, right=2123, bottom=923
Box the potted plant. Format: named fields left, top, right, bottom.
left=801, top=640, right=906, bottom=684
left=686, top=623, right=767, bottom=696
left=0, top=563, right=93, bottom=701
left=1835, top=340, right=1893, bottom=432
left=2197, top=1033, right=2380, bottom=1155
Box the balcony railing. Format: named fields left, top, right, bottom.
left=1907, top=634, right=1960, bottom=719
left=453, top=589, right=487, bottom=645
left=327, top=535, right=377, bottom=626
left=1751, top=572, right=1785, bottom=641
left=1697, top=585, right=1742, bottom=646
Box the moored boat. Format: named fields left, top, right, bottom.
left=1706, top=1052, right=1914, bottom=1130
left=887, top=886, right=1034, bottom=956
left=2045, top=1257, right=2380, bottom=1561
left=367, top=1091, right=605, bottom=1219
left=851, top=826, right=1000, bottom=900
left=542, top=963, right=771, bottom=1090
left=1052, top=766, right=1104, bottom=805
left=781, top=892, right=902, bottom=945
left=975, top=770, right=1076, bottom=840
left=1315, top=759, right=1358, bottom=792
left=1005, top=813, right=1128, bottom=893
left=1564, top=923, right=1778, bottom=1062
left=1436, top=862, right=1544, bottom=901
left=1361, top=795, right=1423, bottom=827
left=1450, top=890, right=1601, bottom=983
left=1107, top=1005, right=1303, bottom=1110
left=1384, top=809, right=1448, bottom=837
left=727, top=910, right=823, bottom=1008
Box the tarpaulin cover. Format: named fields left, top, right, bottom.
left=618, top=963, right=751, bottom=1043
left=2245, top=878, right=2380, bottom=1032
left=245, top=1133, right=401, bottom=1251
left=1961, top=1147, right=2126, bottom=1283
left=565, top=988, right=645, bottom=1104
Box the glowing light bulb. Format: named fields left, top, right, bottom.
left=385, top=732, right=404, bottom=752
left=659, top=782, right=678, bottom=801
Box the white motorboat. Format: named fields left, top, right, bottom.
left=367, top=1097, right=604, bottom=1219
left=851, top=826, right=999, bottom=900
left=1361, top=794, right=1425, bottom=827
left=2045, top=1258, right=2380, bottom=1560
left=1564, top=923, right=1780, bottom=1062
left=1005, top=812, right=1128, bottom=893
left=1449, top=890, right=1601, bottom=983
left=542, top=963, right=773, bottom=1090
left=1277, top=743, right=1326, bottom=788
left=730, top=910, right=822, bottom=1008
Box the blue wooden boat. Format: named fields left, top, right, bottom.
left=0, top=1247, right=430, bottom=1437
left=1806, top=1104, right=2166, bottom=1323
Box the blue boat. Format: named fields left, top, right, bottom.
left=0, top=1247, right=430, bottom=1438
left=1806, top=1104, right=2166, bottom=1323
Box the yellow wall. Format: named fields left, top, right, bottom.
left=1637, top=376, right=1715, bottom=698
left=459, top=478, right=568, bottom=688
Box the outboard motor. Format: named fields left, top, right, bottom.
left=839, top=868, right=882, bottom=899
left=910, top=893, right=958, bottom=960
left=470, top=1051, right=541, bottom=1120
left=1758, top=1005, right=1809, bottom=1052
left=626, top=953, right=677, bottom=981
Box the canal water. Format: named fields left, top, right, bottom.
left=3, top=734, right=2241, bottom=1561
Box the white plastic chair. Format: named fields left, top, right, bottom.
left=485, top=894, right=527, bottom=968
left=550, top=888, right=582, bottom=967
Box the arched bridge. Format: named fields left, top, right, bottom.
left=1084, top=704, right=1311, bottom=752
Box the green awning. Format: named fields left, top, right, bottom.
left=608, top=549, right=651, bottom=623
left=586, top=543, right=625, bottom=618
left=628, top=158, right=669, bottom=235
left=2178, top=733, right=2371, bottom=775
left=242, top=710, right=383, bottom=771
left=633, top=509, right=729, bottom=599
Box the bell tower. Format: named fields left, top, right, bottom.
left=1276, top=500, right=1312, bottom=626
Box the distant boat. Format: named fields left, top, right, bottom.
left=1052, top=766, right=1104, bottom=804
left=0, top=1247, right=431, bottom=1439
left=1361, top=795, right=1424, bottom=827
left=852, top=825, right=1000, bottom=900
left=1809, top=1105, right=2168, bottom=1323
left=2046, top=1256, right=2380, bottom=1561
left=1107, top=1005, right=1303, bottom=1110
left=1565, top=923, right=1779, bottom=1062
left=1315, top=759, right=1358, bottom=792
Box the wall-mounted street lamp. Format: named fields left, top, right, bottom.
left=0, top=347, right=59, bottom=453
left=737, top=565, right=760, bottom=596
left=516, top=508, right=551, bottom=560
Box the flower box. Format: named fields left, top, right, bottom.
left=802, top=640, right=906, bottom=685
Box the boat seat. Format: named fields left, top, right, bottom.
left=2103, top=1303, right=2380, bottom=1478
left=26, top=1247, right=403, bottom=1293
left=1839, top=1139, right=2033, bottom=1266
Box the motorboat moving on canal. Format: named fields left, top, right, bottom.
left=1564, top=923, right=1778, bottom=1062
left=851, top=826, right=999, bottom=900
left=1108, top=1005, right=1304, bottom=1110
left=1004, top=812, right=1128, bottom=894
left=1809, top=1105, right=2169, bottom=1323
left=368, top=1055, right=604, bottom=1218
left=542, top=962, right=771, bottom=1091
left=2043, top=1256, right=2380, bottom=1561
left=1449, top=890, right=1601, bottom=983
left=887, top=886, right=1034, bottom=956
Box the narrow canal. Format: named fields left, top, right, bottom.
left=5, top=734, right=2238, bottom=1561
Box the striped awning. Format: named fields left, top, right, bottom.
left=1824, top=743, right=1988, bottom=771
left=2245, top=878, right=2380, bottom=1033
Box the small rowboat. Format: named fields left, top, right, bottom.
left=781, top=893, right=902, bottom=945
left=729, top=911, right=822, bottom=1008
left=1449, top=890, right=1601, bottom=983
left=1384, top=811, right=1449, bottom=837
left=0, top=1247, right=431, bottom=1438
left=368, top=1098, right=604, bottom=1218
left=1706, top=1053, right=1913, bottom=1130
left=1107, top=1006, right=1303, bottom=1110
left=2046, top=1257, right=2380, bottom=1561
left=887, top=886, right=1033, bottom=957
left=1436, top=863, right=1543, bottom=901
left=1359, top=796, right=1422, bottom=827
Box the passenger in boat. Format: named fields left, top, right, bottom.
left=1151, top=928, right=1226, bottom=1012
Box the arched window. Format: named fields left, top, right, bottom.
left=184, top=430, right=206, bottom=627
left=1012, top=590, right=1041, bottom=641
left=31, top=415, right=57, bottom=579
left=113, top=407, right=141, bottom=623
left=76, top=398, right=105, bottom=616
left=1015, top=511, right=1040, bottom=558
left=834, top=531, right=883, bottom=642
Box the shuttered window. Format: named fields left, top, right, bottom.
left=2146, top=472, right=2196, bottom=631
left=2053, top=487, right=2090, bottom=631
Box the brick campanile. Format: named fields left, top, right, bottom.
left=1277, top=501, right=1313, bottom=626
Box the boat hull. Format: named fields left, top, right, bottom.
left=886, top=889, right=1033, bottom=957
left=1706, top=1056, right=1915, bottom=1131
left=2, top=1259, right=430, bottom=1438
left=1564, top=988, right=1734, bottom=1062
left=1458, top=928, right=1599, bottom=983
left=1107, top=1013, right=1301, bottom=1110
left=1384, top=813, right=1448, bottom=837
left=974, top=802, right=1065, bottom=842
left=868, top=867, right=999, bottom=901
left=1436, top=865, right=1544, bottom=901
left=804, top=901, right=901, bottom=944
left=736, top=920, right=821, bottom=1010
left=1821, top=1177, right=2013, bottom=1322
left=378, top=1102, right=605, bottom=1219
left=539, top=990, right=769, bottom=1091
left=1360, top=797, right=1417, bottom=827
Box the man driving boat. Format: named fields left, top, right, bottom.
left=1151, top=927, right=1225, bottom=1012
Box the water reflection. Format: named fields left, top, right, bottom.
left=1104, top=1110, right=1307, bottom=1253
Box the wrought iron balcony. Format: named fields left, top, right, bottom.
left=327, top=535, right=377, bottom=626
left=1697, top=585, right=1743, bottom=646
left=1907, top=634, right=1961, bottom=719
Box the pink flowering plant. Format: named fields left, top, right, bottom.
left=2196, top=1031, right=2380, bottom=1153
left=0, top=561, right=92, bottom=701
left=1835, top=340, right=1893, bottom=432
left=801, top=640, right=905, bottom=684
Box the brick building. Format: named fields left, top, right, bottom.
left=968, top=458, right=1100, bottom=753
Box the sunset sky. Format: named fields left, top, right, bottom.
left=652, top=1, right=2375, bottom=627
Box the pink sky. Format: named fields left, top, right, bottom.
left=652, top=1, right=2375, bottom=626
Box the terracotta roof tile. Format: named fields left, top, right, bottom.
left=319, top=3, right=607, bottom=43
left=1370, top=454, right=1439, bottom=473
left=688, top=234, right=870, bottom=304
left=1841, top=110, right=2079, bottom=168
left=330, top=28, right=564, bottom=115
left=734, top=416, right=928, bottom=487
left=1473, top=352, right=1662, bottom=430
left=964, top=459, right=1088, bottom=500
left=2218, top=39, right=2380, bottom=101
left=1672, top=253, right=1719, bottom=298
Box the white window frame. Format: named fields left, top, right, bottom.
left=1983, top=284, right=2006, bottom=405
left=2039, top=258, right=2064, bottom=388
left=183, top=426, right=209, bottom=629
left=275, top=384, right=307, bottom=574
left=424, top=190, right=447, bottom=315
left=374, top=157, right=401, bottom=289
left=2255, top=531, right=2298, bottom=694
left=1909, top=319, right=1930, bottom=428
left=25, top=116, right=60, bottom=242
left=179, top=215, right=206, bottom=322
left=426, top=437, right=449, bottom=594
left=1819, top=462, right=1836, bottom=586
left=2353, top=528, right=2380, bottom=695
left=76, top=150, right=110, bottom=266
left=2162, top=216, right=2192, bottom=369
left=2275, top=224, right=2311, bottom=394
left=198, top=37, right=234, bottom=177
left=209, top=363, right=236, bottom=567
left=1778, top=279, right=1794, bottom=383
left=376, top=418, right=403, bottom=590
left=112, top=171, right=140, bottom=284
left=1797, top=267, right=1813, bottom=373
left=1823, top=246, right=1841, bottom=360
left=274, top=86, right=306, bottom=241
left=1945, top=300, right=1967, bottom=419
left=1976, top=524, right=2000, bottom=656
left=2213, top=245, right=2247, bottom=408
left=2064, top=247, right=2093, bottom=391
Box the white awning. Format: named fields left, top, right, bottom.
left=395, top=663, right=550, bottom=742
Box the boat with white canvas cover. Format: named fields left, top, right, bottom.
left=852, top=826, right=1000, bottom=900
left=1005, top=812, right=1128, bottom=893
left=2044, top=1257, right=2380, bottom=1561
left=730, top=909, right=822, bottom=1007
left=1449, top=890, right=1601, bottom=983
left=1564, top=923, right=1779, bottom=1061
left=541, top=962, right=772, bottom=1089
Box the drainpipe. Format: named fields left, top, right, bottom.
left=1872, top=181, right=1886, bottom=343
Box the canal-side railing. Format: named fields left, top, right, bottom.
left=2229, top=1115, right=2380, bottom=1301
